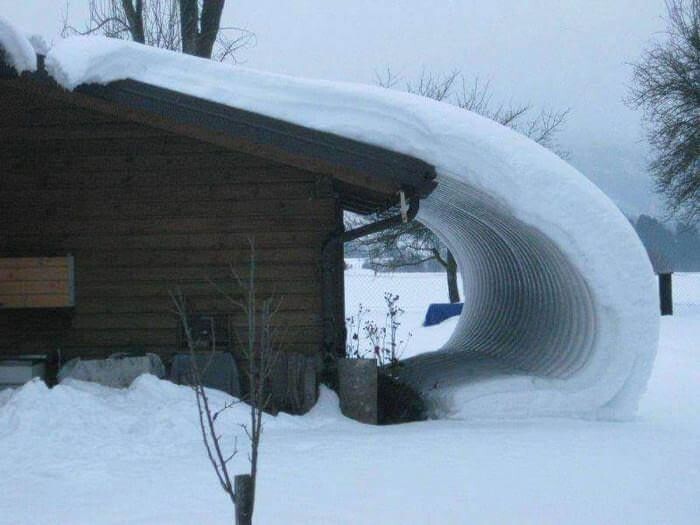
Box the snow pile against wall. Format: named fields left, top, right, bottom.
left=37, top=35, right=659, bottom=419
left=0, top=17, right=36, bottom=73
left=0, top=376, right=345, bottom=454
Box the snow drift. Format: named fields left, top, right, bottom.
left=2, top=25, right=659, bottom=419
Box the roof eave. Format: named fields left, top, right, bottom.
left=77, top=79, right=438, bottom=203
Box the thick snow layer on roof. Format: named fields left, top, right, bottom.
left=0, top=17, right=36, bottom=73
left=27, top=33, right=50, bottom=56
left=44, top=36, right=659, bottom=420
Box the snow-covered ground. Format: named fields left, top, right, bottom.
left=344, top=259, right=458, bottom=359
left=0, top=272, right=698, bottom=525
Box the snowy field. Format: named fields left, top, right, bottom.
left=344, top=259, right=459, bottom=359
left=0, top=271, right=698, bottom=524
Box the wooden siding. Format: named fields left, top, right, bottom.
left=0, top=82, right=342, bottom=366
left=0, top=257, right=75, bottom=308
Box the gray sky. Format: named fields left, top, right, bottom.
left=3, top=0, right=669, bottom=212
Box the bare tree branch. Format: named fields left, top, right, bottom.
left=171, top=239, right=281, bottom=523
left=178, top=0, right=198, bottom=55
left=197, top=0, right=225, bottom=58
left=628, top=0, right=700, bottom=222
left=171, top=288, right=238, bottom=501
left=62, top=0, right=253, bottom=62
left=121, top=0, right=145, bottom=43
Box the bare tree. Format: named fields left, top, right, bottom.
left=172, top=242, right=280, bottom=524
left=172, top=292, right=240, bottom=506
left=455, top=75, right=569, bottom=154
left=62, top=0, right=254, bottom=62
left=376, top=69, right=570, bottom=155
left=628, top=0, right=700, bottom=223
left=353, top=70, right=569, bottom=303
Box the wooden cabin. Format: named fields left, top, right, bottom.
left=0, top=51, right=436, bottom=408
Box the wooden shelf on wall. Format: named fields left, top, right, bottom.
left=0, top=256, right=75, bottom=309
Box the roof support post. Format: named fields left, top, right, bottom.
left=320, top=193, right=420, bottom=379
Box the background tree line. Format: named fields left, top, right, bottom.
left=633, top=215, right=700, bottom=272
left=628, top=0, right=700, bottom=223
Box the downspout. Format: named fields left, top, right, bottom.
left=321, top=191, right=421, bottom=368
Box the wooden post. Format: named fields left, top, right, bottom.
left=235, top=474, right=253, bottom=525
left=659, top=272, right=673, bottom=316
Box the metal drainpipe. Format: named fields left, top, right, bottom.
left=321, top=192, right=421, bottom=362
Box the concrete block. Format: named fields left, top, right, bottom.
left=338, top=358, right=377, bottom=424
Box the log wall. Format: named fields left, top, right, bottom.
left=0, top=82, right=341, bottom=370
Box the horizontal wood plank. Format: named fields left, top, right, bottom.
left=0, top=267, right=72, bottom=281
left=0, top=280, right=70, bottom=295
left=0, top=294, right=73, bottom=308
left=75, top=294, right=321, bottom=314
left=0, top=257, right=74, bottom=308
left=76, top=280, right=320, bottom=298
left=0, top=257, right=70, bottom=268
left=0, top=167, right=329, bottom=190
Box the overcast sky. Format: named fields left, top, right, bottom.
left=3, top=1, right=668, bottom=183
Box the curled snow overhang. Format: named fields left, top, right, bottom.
left=0, top=17, right=37, bottom=75
left=10, top=34, right=660, bottom=419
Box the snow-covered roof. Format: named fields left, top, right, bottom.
left=0, top=18, right=659, bottom=421
left=0, top=16, right=37, bottom=73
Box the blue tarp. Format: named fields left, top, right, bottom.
left=423, top=303, right=464, bottom=326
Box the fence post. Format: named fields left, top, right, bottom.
left=659, top=272, right=673, bottom=316
left=235, top=474, right=253, bottom=525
